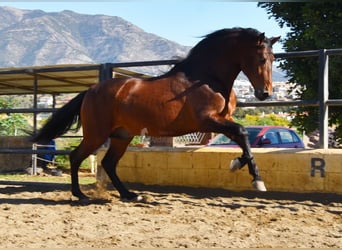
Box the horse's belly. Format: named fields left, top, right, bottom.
left=119, top=102, right=196, bottom=137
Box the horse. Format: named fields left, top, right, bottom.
left=32, top=28, right=280, bottom=201
left=226, top=90, right=237, bottom=121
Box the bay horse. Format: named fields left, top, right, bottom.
left=32, top=28, right=280, bottom=201
left=226, top=90, right=237, bottom=121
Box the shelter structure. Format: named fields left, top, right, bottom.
left=0, top=62, right=166, bottom=173
left=0, top=63, right=154, bottom=133
left=0, top=63, right=152, bottom=95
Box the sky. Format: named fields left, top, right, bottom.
left=1, top=1, right=288, bottom=52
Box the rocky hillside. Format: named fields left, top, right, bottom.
left=0, top=6, right=287, bottom=80
left=0, top=6, right=189, bottom=74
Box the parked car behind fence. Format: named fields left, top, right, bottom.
left=207, top=126, right=305, bottom=148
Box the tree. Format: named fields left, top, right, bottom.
left=258, top=2, right=342, bottom=141
left=0, top=96, right=31, bottom=136
left=235, top=114, right=290, bottom=127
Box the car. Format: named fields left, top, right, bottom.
left=207, top=126, right=305, bottom=148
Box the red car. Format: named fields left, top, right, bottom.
left=207, top=126, right=305, bottom=148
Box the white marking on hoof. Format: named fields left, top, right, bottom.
left=121, top=195, right=145, bottom=203
left=230, top=158, right=241, bottom=172
left=135, top=195, right=144, bottom=202
left=252, top=180, right=267, bottom=192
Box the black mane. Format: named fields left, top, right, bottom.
left=184, top=27, right=263, bottom=59
left=200, top=27, right=262, bottom=43
left=149, top=27, right=265, bottom=80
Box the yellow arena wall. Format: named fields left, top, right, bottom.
left=96, top=147, right=342, bottom=194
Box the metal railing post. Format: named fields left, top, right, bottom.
left=33, top=74, right=38, bottom=134
left=31, top=143, right=37, bottom=175
left=99, top=63, right=113, bottom=82
left=318, top=49, right=329, bottom=149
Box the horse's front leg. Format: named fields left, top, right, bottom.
left=229, top=143, right=267, bottom=192
left=206, top=118, right=266, bottom=191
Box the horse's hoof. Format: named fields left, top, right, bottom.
left=121, top=193, right=144, bottom=202
left=230, top=158, right=241, bottom=172
left=134, top=195, right=144, bottom=202
left=70, top=195, right=90, bottom=204
left=252, top=180, right=267, bottom=192
left=71, top=191, right=90, bottom=202
left=121, top=195, right=144, bottom=202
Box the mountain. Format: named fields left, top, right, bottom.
left=0, top=6, right=288, bottom=81
left=0, top=6, right=189, bottom=75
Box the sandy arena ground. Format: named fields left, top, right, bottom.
left=0, top=180, right=341, bottom=248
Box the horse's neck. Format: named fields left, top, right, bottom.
left=185, top=65, right=240, bottom=97
left=155, top=55, right=241, bottom=97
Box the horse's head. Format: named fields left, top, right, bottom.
left=165, top=28, right=280, bottom=101
left=240, top=33, right=280, bottom=101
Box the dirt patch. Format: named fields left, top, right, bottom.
left=0, top=180, right=341, bottom=248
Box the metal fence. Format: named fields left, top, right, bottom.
left=238, top=49, right=342, bottom=149
left=0, top=48, right=341, bottom=157
left=104, top=48, right=342, bottom=149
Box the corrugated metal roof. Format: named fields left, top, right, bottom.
left=0, top=64, right=150, bottom=95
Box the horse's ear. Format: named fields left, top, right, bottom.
left=270, top=36, right=281, bottom=45
left=258, top=33, right=265, bottom=43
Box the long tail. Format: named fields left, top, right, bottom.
left=31, top=90, right=88, bottom=144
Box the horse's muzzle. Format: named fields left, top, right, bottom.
left=254, top=90, right=269, bottom=101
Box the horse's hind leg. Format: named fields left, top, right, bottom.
left=101, top=137, right=141, bottom=201
left=69, top=139, right=104, bottom=200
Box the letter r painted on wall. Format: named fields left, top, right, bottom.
left=311, top=158, right=325, bottom=177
